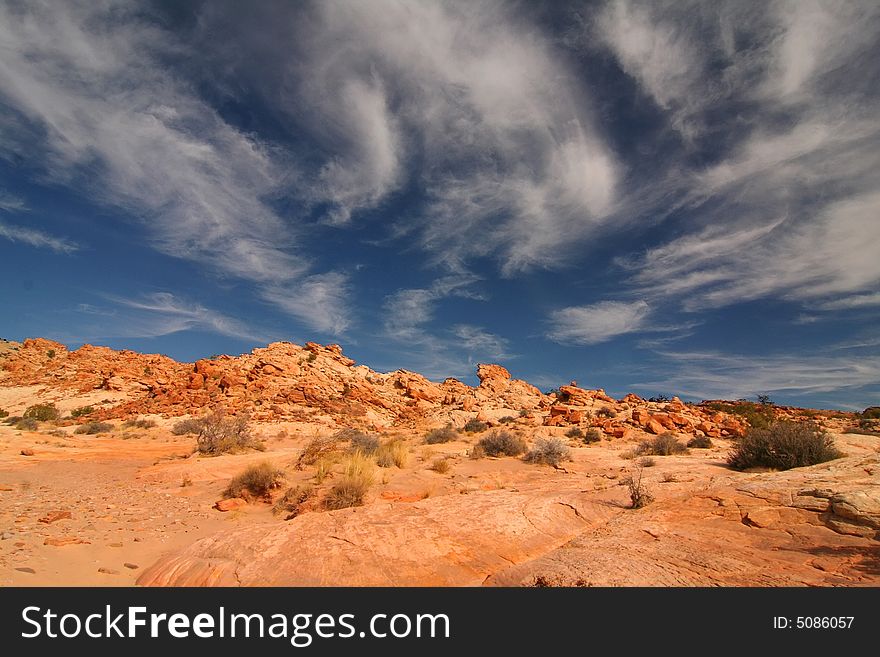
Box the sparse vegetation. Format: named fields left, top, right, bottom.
left=661, top=472, right=677, bottom=483
left=0, top=408, right=7, bottom=419
left=727, top=421, right=843, bottom=471
left=565, top=427, right=584, bottom=440
left=193, top=412, right=264, bottom=455
left=223, top=461, right=285, bottom=500
left=583, top=428, right=602, bottom=444
left=518, top=409, right=530, bottom=417
left=687, top=435, right=713, bottom=449
left=375, top=439, right=408, bottom=468
left=180, top=475, right=193, bottom=487
left=636, top=456, right=656, bottom=468
left=324, top=452, right=374, bottom=510
left=15, top=417, right=39, bottom=431
left=273, top=485, right=316, bottom=519
left=624, top=466, right=653, bottom=509
left=524, top=438, right=572, bottom=467
left=23, top=403, right=60, bottom=422
left=638, top=432, right=689, bottom=456
left=123, top=418, right=157, bottom=429
left=306, top=352, right=317, bottom=363
left=498, top=415, right=515, bottom=424
left=296, top=435, right=339, bottom=469
left=337, top=428, right=379, bottom=455
left=597, top=407, right=617, bottom=418
left=74, top=421, right=113, bottom=435
left=429, top=457, right=451, bottom=474
left=4, top=416, right=23, bottom=425
left=861, top=406, right=880, bottom=420
left=703, top=400, right=773, bottom=429
left=171, top=418, right=203, bottom=435
left=70, top=406, right=94, bottom=419
left=47, top=349, right=55, bottom=359
left=462, top=418, right=489, bottom=433
left=648, top=394, right=670, bottom=403
left=469, top=444, right=486, bottom=459
left=477, top=430, right=527, bottom=457
left=425, top=424, right=457, bottom=444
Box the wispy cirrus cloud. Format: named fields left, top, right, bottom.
left=0, top=1, right=347, bottom=334
left=547, top=300, right=651, bottom=345
left=0, top=221, right=78, bottom=253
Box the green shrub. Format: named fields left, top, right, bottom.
left=23, top=403, right=60, bottom=422
left=477, top=430, right=527, bottom=457
left=687, top=435, right=713, bottom=448
left=565, top=427, right=584, bottom=440
left=861, top=406, right=880, bottom=420
left=193, top=412, right=263, bottom=455
left=638, top=432, right=689, bottom=456
left=223, top=462, right=285, bottom=500
left=15, top=417, right=38, bottom=431
left=524, top=438, right=572, bottom=467
left=425, top=425, right=457, bottom=444
left=727, top=421, right=843, bottom=471
left=70, top=406, right=94, bottom=419
left=47, top=349, right=55, bottom=359
left=463, top=418, right=489, bottom=433
left=74, top=421, right=113, bottom=435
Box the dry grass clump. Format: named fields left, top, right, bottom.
left=336, top=428, right=380, bottom=455
left=324, top=452, right=375, bottom=510
left=296, top=435, right=339, bottom=469
left=195, top=412, right=263, bottom=455
left=687, top=435, right=713, bottom=448
left=273, top=485, right=316, bottom=519
left=223, top=461, right=285, bottom=500
left=376, top=439, right=408, bottom=468
left=524, top=438, right=572, bottom=467
left=428, top=457, right=452, bottom=474
left=624, top=466, right=653, bottom=509
left=425, top=424, right=458, bottom=444
left=123, top=418, right=157, bottom=429
left=171, top=418, right=203, bottom=435
left=727, top=421, right=843, bottom=471
left=477, top=430, right=527, bottom=457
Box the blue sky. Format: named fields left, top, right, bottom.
left=1, top=1, right=879, bottom=410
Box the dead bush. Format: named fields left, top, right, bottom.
left=477, top=430, right=527, bottom=457
left=639, top=432, right=689, bottom=456
left=171, top=418, right=203, bottom=435
left=337, top=428, right=379, bottom=455
left=624, top=466, right=653, bottom=509
left=429, top=457, right=451, bottom=474
left=687, top=435, right=713, bottom=449
left=524, top=438, right=572, bottom=467
left=425, top=424, right=458, bottom=444
left=194, top=412, right=263, bottom=455
left=296, top=435, right=339, bottom=469
left=462, top=418, right=489, bottom=433
left=223, top=461, right=285, bottom=500
left=273, top=485, right=316, bottom=519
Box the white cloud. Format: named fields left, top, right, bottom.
left=261, top=272, right=352, bottom=336
left=450, top=324, right=514, bottom=361
left=103, top=292, right=273, bottom=342
left=815, top=292, right=880, bottom=311
left=0, top=190, right=27, bottom=212
left=0, top=1, right=349, bottom=334
left=547, top=300, right=651, bottom=345
left=0, top=220, right=78, bottom=253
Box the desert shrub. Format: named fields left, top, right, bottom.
left=687, top=435, right=714, bottom=449
left=74, top=421, right=113, bottom=435
left=375, top=439, right=408, bottom=468
left=15, top=417, right=39, bottom=431
left=171, top=418, right=203, bottom=435
left=477, top=430, right=527, bottom=457
left=518, top=409, right=530, bottom=417
left=296, top=435, right=339, bottom=469
left=565, top=427, right=584, bottom=440
left=4, top=415, right=22, bottom=425
left=425, top=424, right=457, bottom=444
left=273, top=485, right=316, bottom=518
left=498, top=416, right=516, bottom=424
left=524, top=438, right=572, bottom=467
left=324, top=453, right=374, bottom=510
left=462, top=418, right=489, bottom=433
left=0, top=408, right=7, bottom=419
left=306, top=352, right=317, bottom=363
left=336, top=428, right=379, bottom=455
left=124, top=418, right=157, bottom=429
left=23, top=403, right=60, bottom=422
left=639, top=432, right=689, bottom=456
left=47, top=349, right=55, bottom=359
left=469, top=444, right=486, bottom=459
left=194, top=412, right=263, bottom=455
left=597, top=407, right=617, bottom=418
left=648, top=394, right=670, bottom=403
left=706, top=400, right=773, bottom=429
left=637, top=456, right=656, bottom=468
left=727, top=421, right=843, bottom=471
left=861, top=406, right=880, bottom=420
left=582, top=428, right=602, bottom=444
left=70, top=405, right=93, bottom=419
left=223, top=461, right=285, bottom=500
left=429, top=457, right=451, bottom=474
left=624, top=467, right=653, bottom=509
